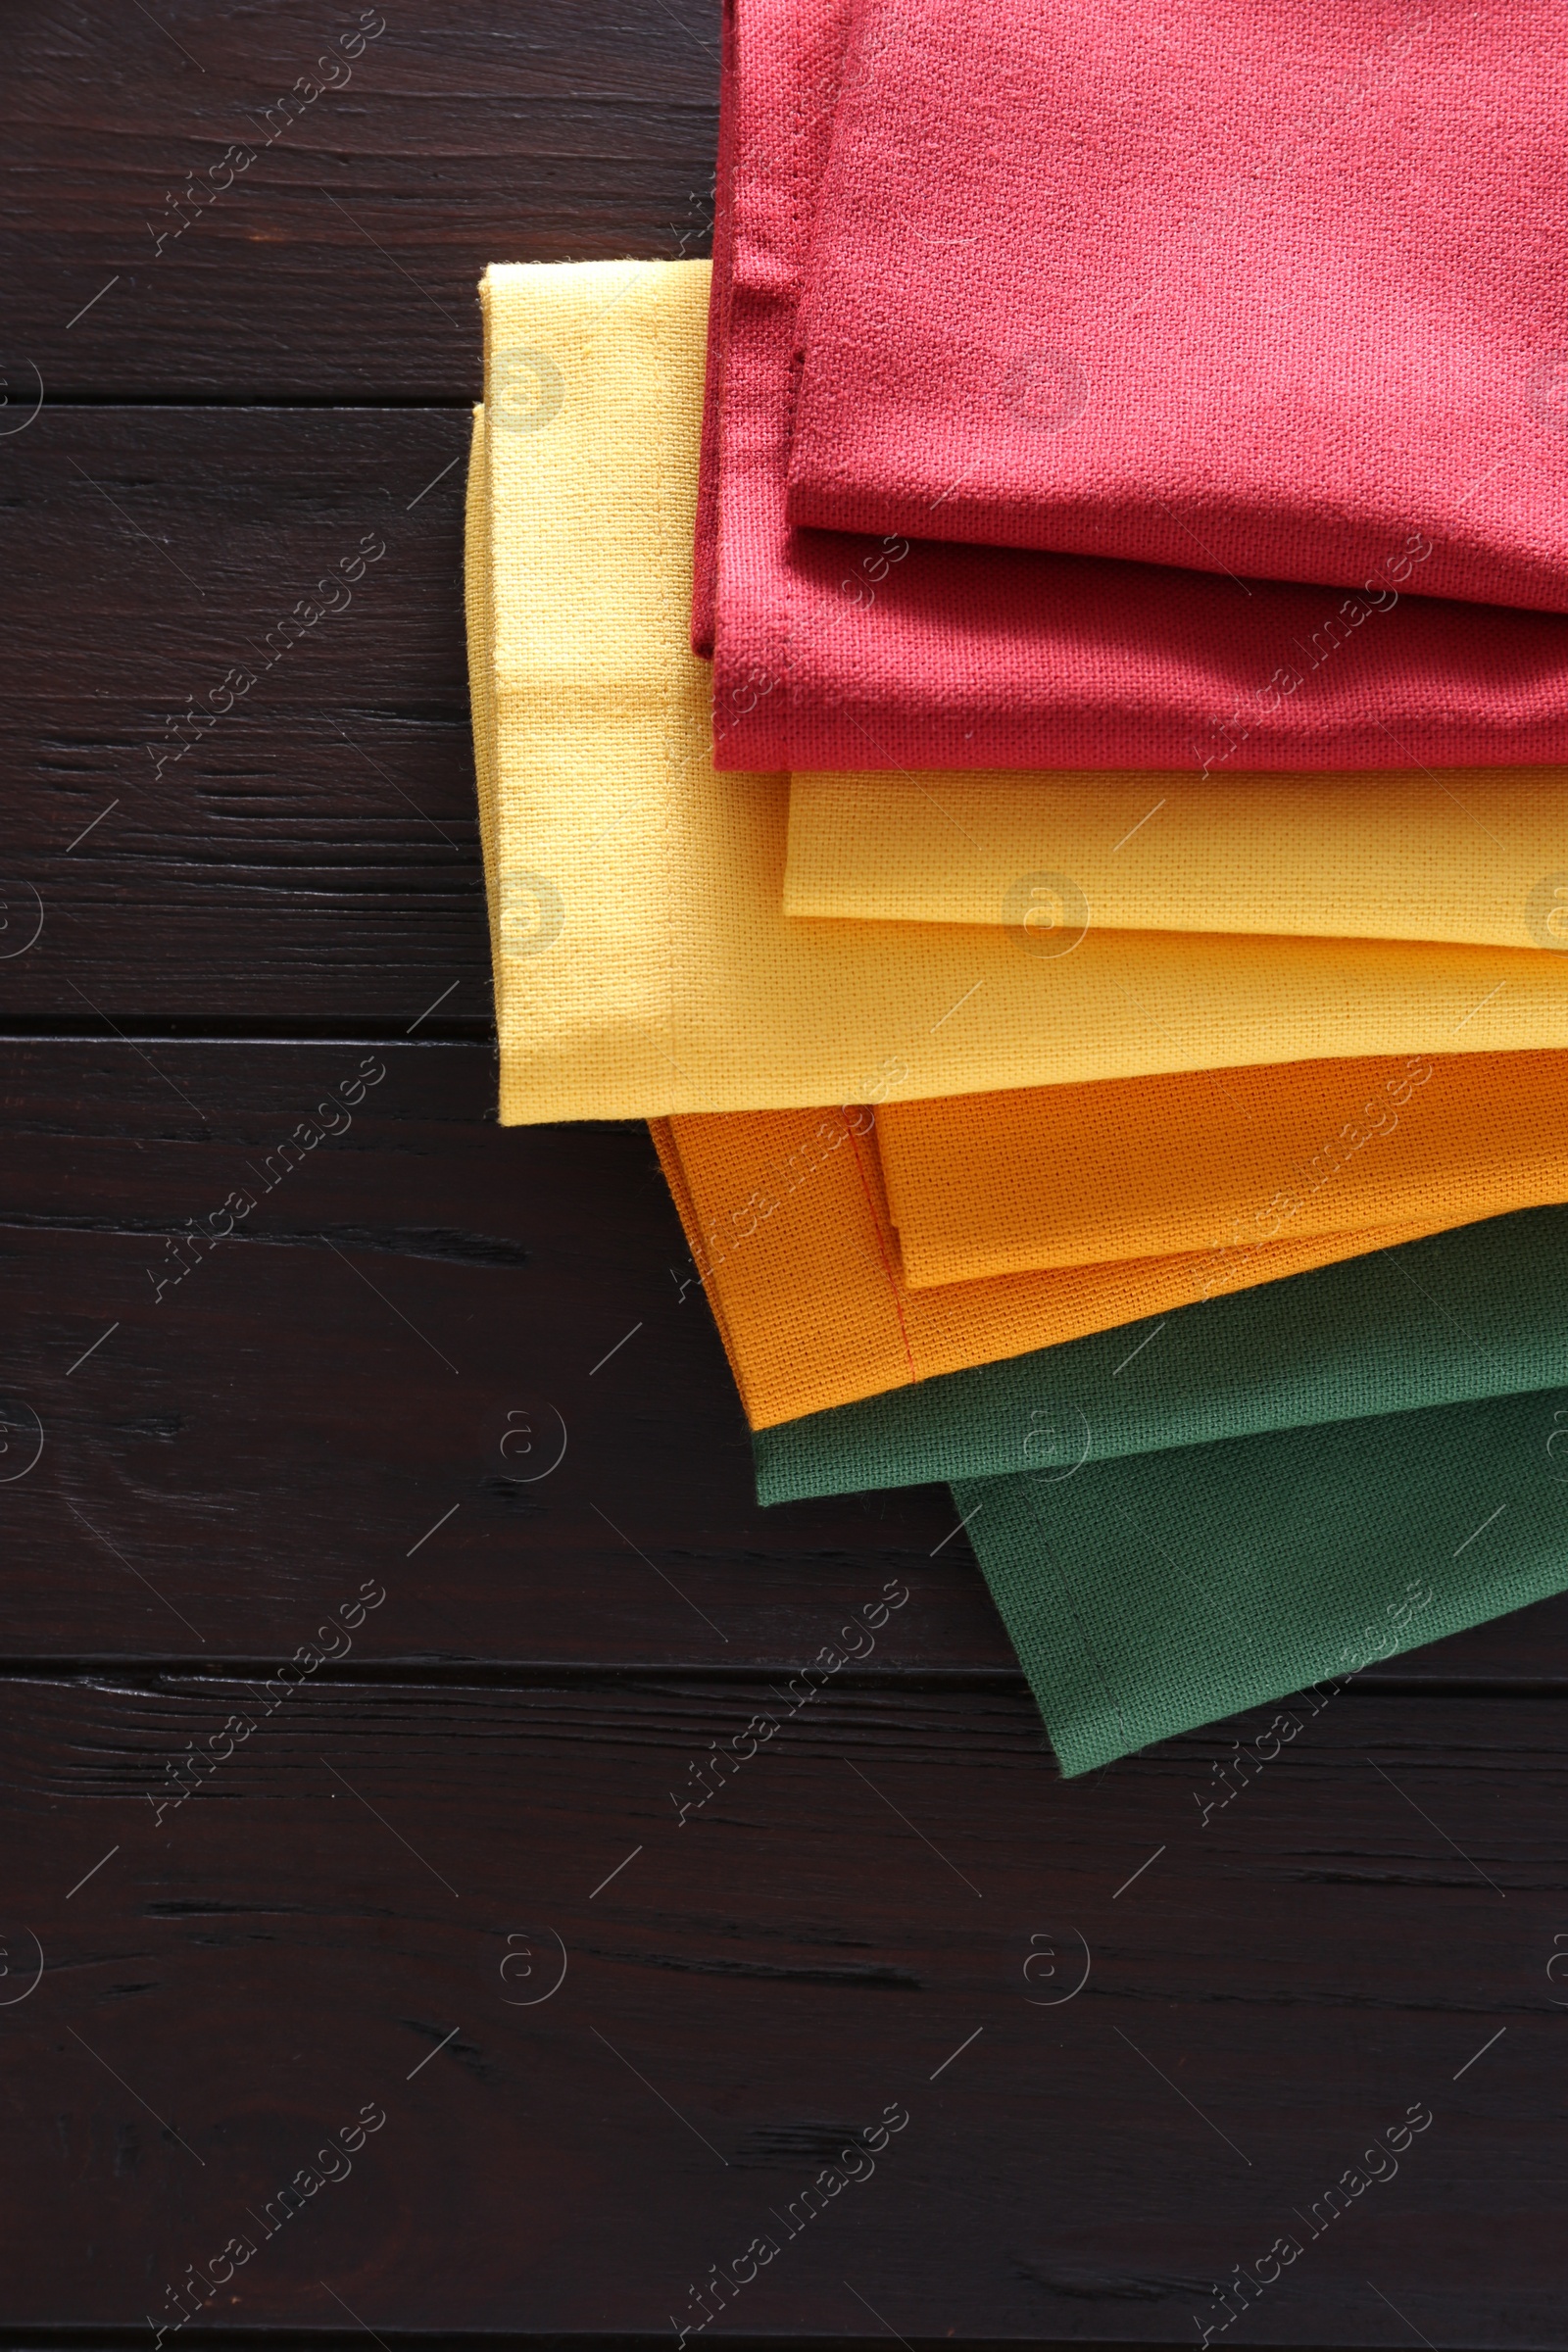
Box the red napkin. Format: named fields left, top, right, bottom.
left=690, top=0, right=737, bottom=660
left=785, top=0, right=1568, bottom=615
left=706, top=0, right=1568, bottom=775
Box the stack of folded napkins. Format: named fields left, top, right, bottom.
left=467, top=0, right=1568, bottom=1775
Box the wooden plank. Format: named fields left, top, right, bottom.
left=14, top=11, right=1557, bottom=2347
left=4, top=1039, right=1567, bottom=1685
left=3, top=1676, right=1560, bottom=2341
left=0, top=1036, right=998, bottom=1666
left=1, top=405, right=484, bottom=1017
left=3, top=0, right=720, bottom=400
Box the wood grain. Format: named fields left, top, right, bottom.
left=2, top=1041, right=1565, bottom=1690
left=1, top=405, right=484, bottom=1017
left=8, top=6, right=1567, bottom=2343
left=3, top=0, right=720, bottom=400
left=3, top=1675, right=1560, bottom=2340
left=0, top=1036, right=999, bottom=1668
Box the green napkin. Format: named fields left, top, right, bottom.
left=958, top=1381, right=1568, bottom=1776
left=755, top=1206, right=1568, bottom=1504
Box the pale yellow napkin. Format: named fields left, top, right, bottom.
left=467, top=259, right=1568, bottom=1125
left=786, top=771, right=1568, bottom=952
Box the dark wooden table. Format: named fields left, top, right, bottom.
left=3, top=7, right=1564, bottom=2345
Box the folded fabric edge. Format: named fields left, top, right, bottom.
left=650, top=1117, right=760, bottom=1426
left=464, top=400, right=504, bottom=988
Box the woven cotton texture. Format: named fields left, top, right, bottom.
left=710, top=0, right=1568, bottom=774
left=787, top=0, right=1568, bottom=613
left=690, top=0, right=737, bottom=659
left=879, top=1051, right=1568, bottom=1284
left=466, top=263, right=1568, bottom=1123
left=752, top=1203, right=1568, bottom=1502
left=957, top=1381, right=1568, bottom=1777
left=655, top=1105, right=1450, bottom=1428
left=785, top=769, right=1568, bottom=954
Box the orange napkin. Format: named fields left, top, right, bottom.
left=654, top=1105, right=1444, bottom=1430
left=878, top=1049, right=1568, bottom=1284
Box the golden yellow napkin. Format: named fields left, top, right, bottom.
left=467, top=259, right=1568, bottom=1125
